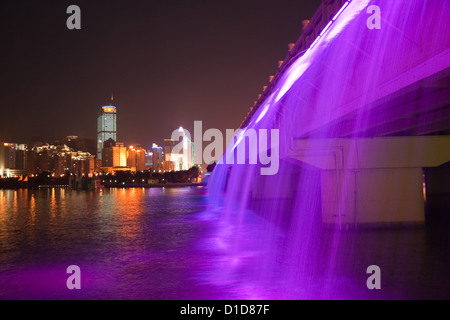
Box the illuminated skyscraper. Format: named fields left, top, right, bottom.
left=179, top=127, right=190, bottom=171
left=127, top=145, right=146, bottom=171
left=0, top=142, right=27, bottom=177
left=102, top=140, right=126, bottom=169
left=163, top=127, right=194, bottom=171
left=97, top=97, right=117, bottom=160
left=151, top=143, right=164, bottom=171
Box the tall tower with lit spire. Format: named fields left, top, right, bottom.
left=97, top=95, right=117, bottom=160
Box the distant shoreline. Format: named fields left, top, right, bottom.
left=0, top=180, right=207, bottom=190
left=102, top=182, right=206, bottom=189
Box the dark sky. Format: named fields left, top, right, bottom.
left=0, top=0, right=320, bottom=148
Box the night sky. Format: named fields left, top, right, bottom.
left=0, top=0, right=320, bottom=148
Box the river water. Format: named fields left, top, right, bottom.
left=0, top=187, right=449, bottom=299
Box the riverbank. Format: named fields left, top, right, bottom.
left=102, top=182, right=206, bottom=188
left=0, top=177, right=206, bottom=190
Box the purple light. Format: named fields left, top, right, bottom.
left=332, top=1, right=350, bottom=21
left=319, top=20, right=333, bottom=37
left=209, top=0, right=450, bottom=299
left=309, top=36, right=321, bottom=49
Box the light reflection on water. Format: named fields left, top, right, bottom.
left=0, top=187, right=449, bottom=299
left=0, top=187, right=216, bottom=299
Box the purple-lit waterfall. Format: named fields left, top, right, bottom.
left=206, top=0, right=450, bottom=299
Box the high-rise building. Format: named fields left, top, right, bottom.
left=178, top=127, right=192, bottom=171
left=102, top=140, right=127, bottom=169
left=0, top=143, right=27, bottom=177
left=127, top=145, right=146, bottom=172
left=163, top=139, right=176, bottom=161
left=163, top=138, right=180, bottom=171
left=97, top=99, right=117, bottom=160
left=63, top=136, right=97, bottom=156
left=151, top=143, right=164, bottom=171
left=145, top=151, right=153, bottom=170
left=0, top=143, right=6, bottom=177
left=163, top=127, right=194, bottom=171
left=26, top=144, right=94, bottom=176
left=162, top=160, right=176, bottom=172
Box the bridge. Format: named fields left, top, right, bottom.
left=234, top=0, right=450, bottom=228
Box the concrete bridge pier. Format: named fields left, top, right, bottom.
left=287, top=136, right=450, bottom=228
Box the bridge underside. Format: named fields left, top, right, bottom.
left=285, top=68, right=450, bottom=228
left=239, top=1, right=450, bottom=228
left=282, top=65, right=450, bottom=227
left=300, top=67, right=450, bottom=139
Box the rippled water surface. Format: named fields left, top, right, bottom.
left=0, top=188, right=449, bottom=299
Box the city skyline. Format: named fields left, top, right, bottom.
left=0, top=0, right=320, bottom=147
left=0, top=88, right=204, bottom=178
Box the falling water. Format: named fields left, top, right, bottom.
left=206, top=0, right=450, bottom=299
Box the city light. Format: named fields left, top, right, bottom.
left=102, top=106, right=116, bottom=113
